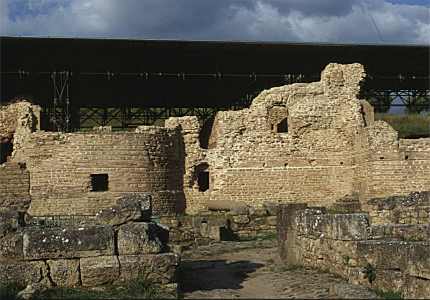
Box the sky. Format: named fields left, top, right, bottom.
left=0, top=0, right=429, bottom=44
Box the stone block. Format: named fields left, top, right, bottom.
left=0, top=232, right=23, bottom=259
left=0, top=209, right=21, bottom=237
left=356, top=240, right=409, bottom=270
left=47, top=259, right=80, bottom=287
left=96, top=193, right=151, bottom=226
left=405, top=276, right=430, bottom=299
left=232, top=215, right=250, bottom=224
left=263, top=202, right=279, bottom=216
left=406, top=242, right=430, bottom=279
left=80, top=256, right=119, bottom=287
left=117, top=222, right=163, bottom=255
left=0, top=260, right=47, bottom=285
left=23, top=225, right=114, bottom=259
left=118, top=253, right=179, bottom=284
left=266, top=216, right=277, bottom=226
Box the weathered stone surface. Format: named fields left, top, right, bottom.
left=232, top=215, right=250, bottom=224
left=356, top=240, right=409, bottom=270
left=0, top=260, right=47, bottom=285
left=296, top=212, right=369, bottom=241
left=266, top=216, right=277, bottom=226
left=406, top=242, right=430, bottom=279
left=404, top=276, right=430, bottom=299
left=370, top=224, right=430, bottom=241
left=0, top=209, right=21, bottom=237
left=0, top=232, right=23, bottom=259
left=263, top=202, right=279, bottom=216
left=17, top=282, right=48, bottom=300
left=23, top=225, right=114, bottom=259
left=117, top=222, right=163, bottom=255
left=96, top=193, right=152, bottom=226
left=47, top=259, right=80, bottom=287
left=80, top=255, right=119, bottom=287
left=118, top=253, right=179, bottom=284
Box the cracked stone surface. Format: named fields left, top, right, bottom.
left=179, top=240, right=378, bottom=299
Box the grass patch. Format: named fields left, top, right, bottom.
left=33, top=275, right=170, bottom=299
left=0, top=281, right=25, bottom=300
left=373, top=288, right=403, bottom=300
left=376, top=113, right=430, bottom=139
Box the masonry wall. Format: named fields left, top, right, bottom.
left=12, top=127, right=185, bottom=216
left=167, top=63, right=430, bottom=214
left=277, top=204, right=430, bottom=299
left=0, top=162, right=30, bottom=211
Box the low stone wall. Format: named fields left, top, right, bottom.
left=364, top=192, right=430, bottom=225
left=277, top=204, right=430, bottom=299
left=159, top=202, right=278, bottom=252
left=0, top=195, right=179, bottom=296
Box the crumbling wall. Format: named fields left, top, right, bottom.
left=0, top=101, right=40, bottom=141
left=12, top=126, right=185, bottom=216
left=277, top=203, right=430, bottom=299
left=167, top=63, right=430, bottom=215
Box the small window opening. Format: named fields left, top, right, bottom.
left=405, top=155, right=409, bottom=160
left=276, top=118, right=289, bottom=133
left=90, top=174, right=109, bottom=192
left=0, top=138, right=13, bottom=164
left=198, top=171, right=209, bottom=192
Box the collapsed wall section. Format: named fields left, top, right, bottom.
left=12, top=127, right=185, bottom=216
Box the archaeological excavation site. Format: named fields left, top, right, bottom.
left=0, top=37, right=429, bottom=299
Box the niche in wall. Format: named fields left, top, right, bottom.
left=194, top=163, right=210, bottom=192
left=0, top=137, right=13, bottom=164
left=90, top=174, right=109, bottom=192
left=276, top=117, right=289, bottom=133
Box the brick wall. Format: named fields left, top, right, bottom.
left=12, top=127, right=185, bottom=216
left=0, top=162, right=30, bottom=211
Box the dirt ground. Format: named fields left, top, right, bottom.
left=178, top=240, right=378, bottom=299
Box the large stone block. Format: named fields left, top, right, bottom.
left=80, top=256, right=119, bottom=287
left=47, top=259, right=80, bottom=287
left=405, top=276, right=430, bottom=299
left=23, top=225, right=114, bottom=259
left=356, top=240, right=409, bottom=270
left=0, top=209, right=21, bottom=237
left=0, top=260, right=47, bottom=285
left=0, top=232, right=23, bottom=259
left=118, top=253, right=179, bottom=284
left=117, top=222, right=163, bottom=255
left=96, top=193, right=152, bottom=226
left=406, top=242, right=430, bottom=280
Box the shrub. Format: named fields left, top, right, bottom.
left=0, top=281, right=25, bottom=300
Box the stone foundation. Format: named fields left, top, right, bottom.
left=277, top=199, right=430, bottom=299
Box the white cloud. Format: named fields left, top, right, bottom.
left=1, top=0, right=429, bottom=44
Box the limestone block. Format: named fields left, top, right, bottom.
left=96, top=193, right=151, bottom=226
left=405, top=276, right=430, bottom=299
left=0, top=209, right=21, bottom=237
left=406, top=242, right=430, bottom=279
left=232, top=215, right=250, bottom=224
left=118, top=253, right=179, bottom=284
left=23, top=225, right=114, bottom=260
left=47, top=259, right=80, bottom=287
left=263, top=202, right=279, bottom=216
left=249, top=207, right=268, bottom=217
left=356, top=240, right=409, bottom=270
left=0, top=232, right=23, bottom=259
left=117, top=222, right=163, bottom=255
left=266, top=216, right=277, bottom=226
left=80, top=256, right=119, bottom=287
left=0, top=260, right=47, bottom=285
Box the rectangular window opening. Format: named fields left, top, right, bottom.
left=198, top=171, right=209, bottom=192
left=90, top=174, right=109, bottom=192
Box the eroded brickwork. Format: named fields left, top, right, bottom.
left=166, top=63, right=430, bottom=214
left=12, top=126, right=185, bottom=216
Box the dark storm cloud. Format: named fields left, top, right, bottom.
left=1, top=0, right=429, bottom=44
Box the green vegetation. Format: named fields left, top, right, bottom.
left=363, top=263, right=376, bottom=284
left=375, top=113, right=430, bottom=139
left=33, top=275, right=170, bottom=300
left=0, top=281, right=25, bottom=300
left=373, top=288, right=403, bottom=300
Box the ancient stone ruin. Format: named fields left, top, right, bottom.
left=0, top=63, right=429, bottom=298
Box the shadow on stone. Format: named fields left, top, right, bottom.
left=178, top=259, right=264, bottom=293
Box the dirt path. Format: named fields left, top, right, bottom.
left=179, top=240, right=378, bottom=299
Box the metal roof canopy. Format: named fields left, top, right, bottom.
left=1, top=36, right=429, bottom=108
